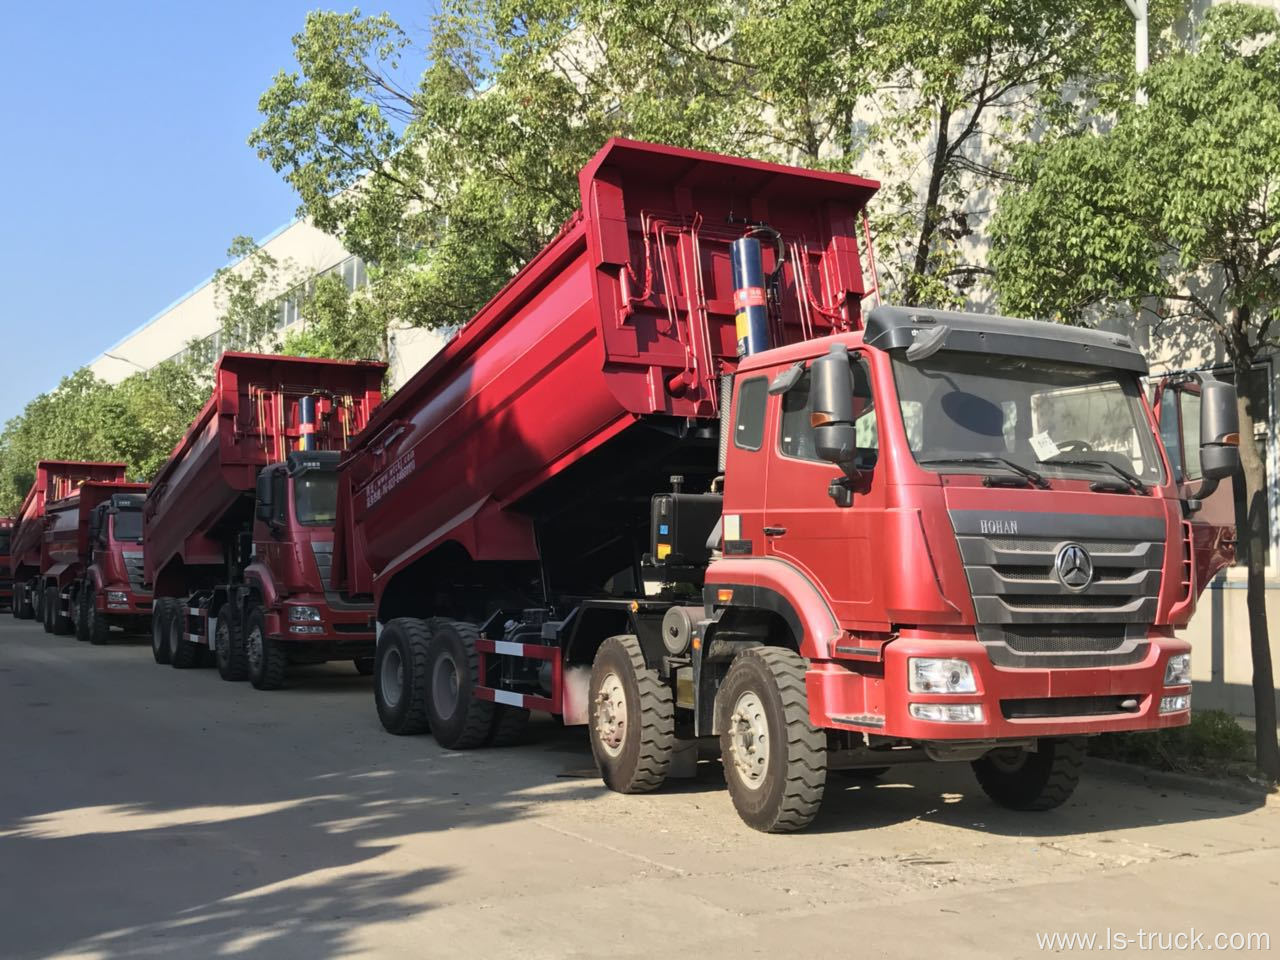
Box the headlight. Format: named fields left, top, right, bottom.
left=288, top=605, right=322, bottom=623
left=1160, top=694, right=1191, bottom=714
left=908, top=658, right=977, bottom=694
left=107, top=591, right=128, bottom=603
left=909, top=703, right=985, bottom=723
left=1164, top=653, right=1191, bottom=686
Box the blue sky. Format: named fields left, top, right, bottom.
left=0, top=1, right=431, bottom=424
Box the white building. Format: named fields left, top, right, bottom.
left=87, top=217, right=445, bottom=390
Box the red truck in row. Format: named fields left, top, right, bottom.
left=9, top=461, right=139, bottom=628
left=44, top=476, right=152, bottom=642
left=0, top=516, right=13, bottom=611
left=142, top=353, right=385, bottom=687
left=325, top=139, right=1237, bottom=831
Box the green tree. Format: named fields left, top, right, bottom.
left=991, top=4, right=1280, bottom=778
left=212, top=235, right=296, bottom=353
left=280, top=272, right=391, bottom=362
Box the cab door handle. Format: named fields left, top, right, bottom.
left=763, top=526, right=787, bottom=537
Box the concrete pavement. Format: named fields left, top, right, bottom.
left=1, top=617, right=1276, bottom=959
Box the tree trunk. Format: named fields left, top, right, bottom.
left=906, top=100, right=951, bottom=306
left=1234, top=370, right=1280, bottom=780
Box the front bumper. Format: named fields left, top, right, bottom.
left=98, top=587, right=152, bottom=616
left=266, top=601, right=375, bottom=655
left=808, top=629, right=1191, bottom=741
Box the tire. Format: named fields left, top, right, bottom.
left=717, top=647, right=827, bottom=833
left=353, top=657, right=374, bottom=676
left=75, top=585, right=91, bottom=642
left=424, top=620, right=494, bottom=749
left=88, top=589, right=111, bottom=646
left=214, top=606, right=248, bottom=681
left=972, top=737, right=1086, bottom=812
left=588, top=634, right=674, bottom=793
left=42, top=585, right=56, bottom=634
left=50, top=587, right=73, bottom=636
left=244, top=604, right=286, bottom=689
left=374, top=618, right=432, bottom=735
left=488, top=704, right=531, bottom=747
left=152, top=598, right=174, bottom=664
left=33, top=582, right=45, bottom=627
left=168, top=602, right=199, bottom=668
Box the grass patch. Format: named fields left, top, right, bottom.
left=1089, top=710, right=1260, bottom=781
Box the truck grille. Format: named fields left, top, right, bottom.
left=122, top=551, right=146, bottom=590
left=949, top=511, right=1165, bottom=669
left=311, top=541, right=333, bottom=587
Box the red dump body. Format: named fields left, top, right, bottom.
left=11, top=462, right=129, bottom=582
left=334, top=139, right=878, bottom=596
left=45, top=481, right=149, bottom=578
left=145, top=353, right=385, bottom=591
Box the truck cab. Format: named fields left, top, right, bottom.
left=247, top=450, right=373, bottom=652
left=79, top=492, right=152, bottom=642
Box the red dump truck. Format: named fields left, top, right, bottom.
left=10, top=462, right=135, bottom=624
left=143, top=352, right=385, bottom=688
left=334, top=139, right=1238, bottom=832
left=0, top=516, right=13, bottom=611
left=43, top=479, right=151, bottom=642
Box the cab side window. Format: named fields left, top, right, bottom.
left=779, top=355, right=878, bottom=467
left=734, top=377, right=767, bottom=451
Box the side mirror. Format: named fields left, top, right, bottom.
left=810, top=343, right=858, bottom=468
left=88, top=512, right=101, bottom=544
left=1194, top=379, right=1240, bottom=498
left=255, top=471, right=275, bottom=522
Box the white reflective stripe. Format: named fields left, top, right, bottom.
left=492, top=689, right=524, bottom=707
left=188, top=608, right=202, bottom=617
left=493, top=640, right=525, bottom=657
left=187, top=634, right=203, bottom=644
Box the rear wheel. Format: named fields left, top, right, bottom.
left=214, top=607, right=248, bottom=681
left=972, top=737, right=1086, bottom=811
left=588, top=635, right=674, bottom=793
left=353, top=657, right=374, bottom=676
left=488, top=705, right=531, bottom=747
left=717, top=647, right=827, bottom=833
left=425, top=620, right=493, bottom=749
left=42, top=585, right=57, bottom=634
left=33, top=582, right=46, bottom=627
left=152, top=598, right=173, bottom=664
left=87, top=588, right=111, bottom=645
left=75, top=585, right=91, bottom=642
left=168, top=603, right=199, bottom=668
left=374, top=618, right=431, bottom=735
left=53, top=588, right=74, bottom=635
left=244, top=604, right=286, bottom=689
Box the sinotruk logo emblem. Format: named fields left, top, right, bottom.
left=1055, top=543, right=1093, bottom=591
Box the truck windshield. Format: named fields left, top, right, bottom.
left=112, top=510, right=143, bottom=542
left=294, top=471, right=338, bottom=526
left=891, top=352, right=1165, bottom=485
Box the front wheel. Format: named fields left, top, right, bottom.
left=152, top=598, right=173, bottom=664
left=87, top=588, right=110, bottom=645
left=244, top=604, right=286, bottom=690
left=971, top=737, right=1086, bottom=811
left=588, top=635, right=674, bottom=793
left=42, top=586, right=57, bottom=634
left=75, top=586, right=91, bottom=642
left=717, top=647, right=827, bottom=833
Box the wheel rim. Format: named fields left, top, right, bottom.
left=728, top=690, right=770, bottom=790
left=247, top=625, right=264, bottom=672
left=381, top=646, right=404, bottom=708
left=432, top=650, right=460, bottom=720
left=593, top=670, right=628, bottom=759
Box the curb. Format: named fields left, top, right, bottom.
left=1088, top=756, right=1279, bottom=807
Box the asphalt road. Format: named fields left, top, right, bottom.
left=1, top=617, right=1277, bottom=960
